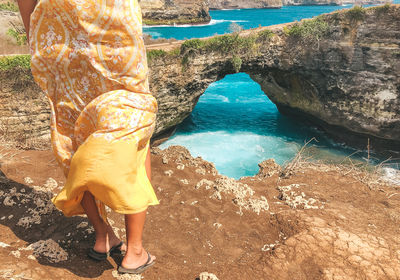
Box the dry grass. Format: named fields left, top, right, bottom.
left=280, top=138, right=316, bottom=179
left=279, top=138, right=399, bottom=190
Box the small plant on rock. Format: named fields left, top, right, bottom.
left=0, top=2, right=19, bottom=12
left=346, top=6, right=366, bottom=22
left=7, top=22, right=27, bottom=46
left=231, top=55, right=242, bottom=73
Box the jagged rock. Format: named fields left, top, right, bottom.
left=257, top=159, right=281, bottom=178
left=139, top=0, right=210, bottom=25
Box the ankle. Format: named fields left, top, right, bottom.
left=126, top=245, right=144, bottom=256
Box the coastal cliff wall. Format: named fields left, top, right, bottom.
left=0, top=5, right=399, bottom=152
left=138, top=0, right=211, bottom=25
left=147, top=5, right=400, bottom=151
left=209, top=0, right=282, bottom=9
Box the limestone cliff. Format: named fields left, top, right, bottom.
left=139, top=0, right=211, bottom=25
left=1, top=5, right=399, bottom=154
left=209, top=0, right=282, bottom=10
left=147, top=5, right=400, bottom=152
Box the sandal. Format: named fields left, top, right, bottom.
left=88, top=241, right=123, bottom=261
left=118, top=252, right=155, bottom=274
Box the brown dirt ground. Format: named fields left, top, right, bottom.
left=0, top=145, right=400, bottom=280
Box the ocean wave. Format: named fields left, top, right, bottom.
left=198, top=93, right=230, bottom=103
left=143, top=31, right=161, bottom=37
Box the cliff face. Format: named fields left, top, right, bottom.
left=139, top=0, right=211, bottom=25
left=209, top=0, right=282, bottom=10
left=147, top=5, right=400, bottom=152
left=1, top=5, right=399, bottom=153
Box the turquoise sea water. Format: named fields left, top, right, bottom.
left=143, top=4, right=384, bottom=40
left=149, top=5, right=399, bottom=179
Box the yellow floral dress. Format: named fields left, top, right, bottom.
left=30, top=0, right=159, bottom=217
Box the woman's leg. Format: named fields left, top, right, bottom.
left=145, top=146, right=151, bottom=181
left=121, top=149, right=155, bottom=268
left=122, top=211, right=155, bottom=268
left=81, top=191, right=122, bottom=253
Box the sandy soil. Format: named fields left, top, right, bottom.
left=0, top=145, right=399, bottom=280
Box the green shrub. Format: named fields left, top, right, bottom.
left=258, top=29, right=275, bottom=41
left=146, top=49, right=167, bottom=61
left=7, top=28, right=27, bottom=46
left=0, top=2, right=19, bottom=12
left=372, top=3, right=391, bottom=14
left=287, top=16, right=329, bottom=41
left=231, top=55, right=242, bottom=73
left=346, top=6, right=365, bottom=21
left=0, top=55, right=31, bottom=71
left=180, top=39, right=206, bottom=53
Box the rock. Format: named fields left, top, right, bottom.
left=180, top=179, right=189, bottom=184
left=197, top=176, right=270, bottom=215
left=257, top=159, right=281, bottom=178
left=277, top=184, right=324, bottom=209
left=199, top=272, right=219, bottom=280
left=0, top=242, right=10, bottom=248
left=139, top=0, right=210, bottom=25
left=27, top=239, right=68, bottom=263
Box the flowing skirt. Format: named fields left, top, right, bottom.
left=30, top=0, right=159, bottom=217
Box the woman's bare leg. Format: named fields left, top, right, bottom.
left=145, top=146, right=151, bottom=181
left=122, top=211, right=155, bottom=268
left=121, top=148, right=155, bottom=268
left=81, top=191, right=122, bottom=253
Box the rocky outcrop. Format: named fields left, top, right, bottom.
left=148, top=5, right=400, bottom=152
left=209, top=0, right=282, bottom=10
left=1, top=5, right=399, bottom=153
left=139, top=0, right=211, bottom=25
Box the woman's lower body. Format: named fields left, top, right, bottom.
left=29, top=0, right=157, bottom=271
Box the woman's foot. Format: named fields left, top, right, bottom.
left=93, top=223, right=126, bottom=253
left=121, top=247, right=155, bottom=270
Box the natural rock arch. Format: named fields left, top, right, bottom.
left=149, top=5, right=400, bottom=153
left=1, top=5, right=399, bottom=153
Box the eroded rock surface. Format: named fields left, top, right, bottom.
left=1, top=6, right=400, bottom=152
left=139, top=0, right=210, bottom=25
left=149, top=5, right=400, bottom=152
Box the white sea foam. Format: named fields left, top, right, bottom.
left=143, top=19, right=248, bottom=29
left=160, top=131, right=299, bottom=179
left=199, top=93, right=230, bottom=103
left=382, top=168, right=400, bottom=186
left=144, top=31, right=161, bottom=37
